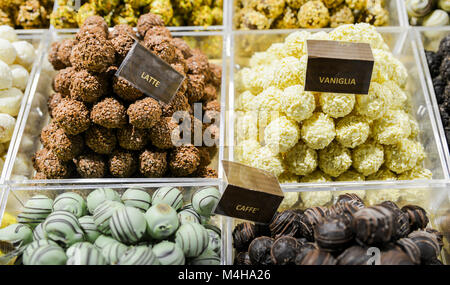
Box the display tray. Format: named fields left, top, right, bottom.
left=415, top=26, right=450, bottom=176
left=0, top=181, right=227, bottom=265
left=227, top=27, right=450, bottom=189
left=0, top=30, right=46, bottom=188
left=230, top=0, right=407, bottom=30
left=2, top=30, right=227, bottom=186
left=226, top=182, right=450, bottom=265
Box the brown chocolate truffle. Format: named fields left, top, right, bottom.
left=171, top=38, right=193, bottom=59
left=73, top=153, right=107, bottom=178
left=186, top=52, right=210, bottom=77
left=209, top=63, right=222, bottom=88
left=42, top=126, right=84, bottom=161
left=81, top=15, right=109, bottom=35
left=168, top=145, right=200, bottom=176
left=186, top=74, right=206, bottom=103
left=111, top=33, right=135, bottom=63
left=32, top=148, right=71, bottom=179
left=109, top=149, right=137, bottom=178
left=53, top=98, right=90, bottom=135
left=56, top=39, right=77, bottom=67
left=198, top=146, right=211, bottom=168
left=193, top=166, right=218, bottom=178
left=48, top=93, right=63, bottom=117
left=76, top=25, right=108, bottom=41
left=139, top=149, right=167, bottom=177
left=40, top=121, right=59, bottom=146
left=70, top=69, right=107, bottom=103
left=127, top=97, right=162, bottom=129
left=48, top=42, right=65, bottom=70
left=91, top=97, right=127, bottom=129
left=113, top=76, right=144, bottom=101
left=203, top=84, right=218, bottom=102
left=85, top=125, right=117, bottom=154
left=117, top=125, right=149, bottom=151
left=137, top=13, right=165, bottom=37
left=109, top=24, right=135, bottom=39
left=53, top=67, right=76, bottom=96
left=149, top=116, right=178, bottom=149
left=161, top=91, right=190, bottom=117
left=203, top=124, right=219, bottom=147
left=70, top=37, right=115, bottom=73
left=33, top=172, right=47, bottom=180
left=143, top=26, right=172, bottom=40
left=143, top=36, right=177, bottom=64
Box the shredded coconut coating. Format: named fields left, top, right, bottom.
left=365, top=189, right=401, bottom=205
left=299, top=170, right=332, bottom=182
left=270, top=56, right=306, bottom=89
left=366, top=166, right=397, bottom=180
left=248, top=146, right=285, bottom=177
left=398, top=166, right=432, bottom=180
left=352, top=140, right=384, bottom=176
left=298, top=1, right=330, bottom=29
left=318, top=141, right=352, bottom=177
left=372, top=109, right=411, bottom=145
left=235, top=139, right=261, bottom=165
left=278, top=172, right=299, bottom=183
left=320, top=93, right=355, bottom=118
left=264, top=116, right=300, bottom=154
left=385, top=139, right=425, bottom=174
left=280, top=85, right=315, bottom=122
left=235, top=112, right=259, bottom=142
left=301, top=112, right=336, bottom=150
left=285, top=141, right=318, bottom=175
left=382, top=81, right=407, bottom=110
left=284, top=30, right=310, bottom=58
left=408, top=115, right=420, bottom=139
left=236, top=91, right=255, bottom=111
left=250, top=86, right=283, bottom=130
left=329, top=23, right=389, bottom=50
left=356, top=82, right=389, bottom=120
left=300, top=191, right=332, bottom=208
left=335, top=169, right=365, bottom=181
left=266, top=43, right=288, bottom=62
left=336, top=115, right=370, bottom=148
left=278, top=192, right=299, bottom=211
left=371, top=49, right=408, bottom=87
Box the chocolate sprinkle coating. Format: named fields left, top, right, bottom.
left=85, top=125, right=117, bottom=154
left=48, top=93, right=64, bottom=117
left=144, top=36, right=178, bottom=64
left=53, top=98, right=90, bottom=135
left=42, top=126, right=84, bottom=162
left=113, top=76, right=144, bottom=102
left=270, top=236, right=300, bottom=265
left=269, top=210, right=301, bottom=239
left=53, top=67, right=76, bottom=97
left=32, top=148, right=71, bottom=179
left=171, top=38, right=193, bottom=59
left=81, top=15, right=109, bottom=35
left=149, top=117, right=178, bottom=149
left=109, top=24, right=135, bottom=39
left=232, top=222, right=256, bottom=252
left=57, top=39, right=77, bottom=67
left=127, top=97, right=162, bottom=129
left=116, top=125, right=149, bottom=151
left=111, top=33, right=135, bottom=64
left=168, top=145, right=200, bottom=176
left=109, top=149, right=137, bottom=178
left=137, top=13, right=165, bottom=37
left=248, top=236, right=274, bottom=265
left=139, top=149, right=167, bottom=178
left=352, top=206, right=394, bottom=245
left=76, top=25, right=108, bottom=42
left=401, top=205, right=429, bottom=231
left=186, top=74, right=206, bottom=103
left=70, top=37, right=115, bottom=73
left=143, top=26, right=172, bottom=41
left=70, top=69, right=107, bottom=103
left=73, top=153, right=106, bottom=178
left=48, top=42, right=65, bottom=70
left=91, top=97, right=127, bottom=129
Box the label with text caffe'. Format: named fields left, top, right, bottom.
left=116, top=40, right=185, bottom=104
left=214, top=160, right=284, bottom=224
left=305, top=40, right=374, bottom=94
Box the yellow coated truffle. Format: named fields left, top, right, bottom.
left=355, top=82, right=389, bottom=120
left=235, top=138, right=261, bottom=164
left=278, top=192, right=300, bottom=210
left=398, top=166, right=432, bottom=180
left=319, top=93, right=355, bottom=118
left=319, top=141, right=352, bottom=177
left=278, top=171, right=299, bottom=183
left=236, top=91, right=255, bottom=111
left=284, top=30, right=310, bottom=58
left=300, top=169, right=332, bottom=182
left=372, top=109, right=411, bottom=145
left=298, top=1, right=330, bottom=29
left=300, top=190, right=333, bottom=208
left=365, top=189, right=401, bottom=205
left=235, top=112, right=259, bottom=142
left=336, top=115, right=370, bottom=148
left=366, top=166, right=397, bottom=180
left=335, top=169, right=365, bottom=181
left=264, top=116, right=300, bottom=154
left=281, top=85, right=315, bottom=122
left=285, top=141, right=318, bottom=175
left=384, top=139, right=425, bottom=174
left=352, top=140, right=384, bottom=176
left=248, top=146, right=285, bottom=177
left=271, top=56, right=306, bottom=89
left=329, top=23, right=389, bottom=50
left=301, top=112, right=336, bottom=150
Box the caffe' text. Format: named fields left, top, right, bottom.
left=235, top=205, right=260, bottom=214
left=141, top=71, right=161, bottom=87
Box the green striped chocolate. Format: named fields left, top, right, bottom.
left=152, top=241, right=185, bottom=265
left=110, top=207, right=146, bottom=244
left=53, top=192, right=87, bottom=218
left=152, top=187, right=183, bottom=210
left=18, top=195, right=53, bottom=228
left=43, top=210, right=85, bottom=247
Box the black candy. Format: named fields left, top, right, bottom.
left=336, top=245, right=372, bottom=265
left=299, top=206, right=328, bottom=241
left=380, top=248, right=415, bottom=265
left=401, top=205, right=429, bottom=231
left=409, top=230, right=441, bottom=264
left=270, top=236, right=300, bottom=265
left=314, top=217, right=354, bottom=253
left=248, top=236, right=274, bottom=265
left=232, top=222, right=256, bottom=252
left=396, top=237, right=421, bottom=265
left=352, top=206, right=395, bottom=245
left=269, top=210, right=301, bottom=239
left=296, top=249, right=337, bottom=265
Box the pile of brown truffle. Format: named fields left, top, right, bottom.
left=233, top=193, right=444, bottom=265
left=36, top=13, right=221, bottom=180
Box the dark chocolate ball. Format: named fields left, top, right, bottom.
left=232, top=222, right=256, bottom=252
left=234, top=252, right=252, bottom=265
left=329, top=199, right=364, bottom=225
left=294, top=242, right=319, bottom=264
left=438, top=34, right=450, bottom=57
left=269, top=210, right=301, bottom=239
left=248, top=237, right=274, bottom=265
left=408, top=230, right=441, bottom=264
left=380, top=248, right=415, bottom=265
left=314, top=218, right=354, bottom=253
left=401, top=205, right=429, bottom=231
left=336, top=193, right=365, bottom=205
left=379, top=201, right=410, bottom=239
left=336, top=245, right=372, bottom=265
left=270, top=236, right=300, bottom=265
left=352, top=206, right=394, bottom=245
left=395, top=237, right=421, bottom=265
left=299, top=207, right=328, bottom=241
left=425, top=50, right=442, bottom=78
left=295, top=249, right=337, bottom=265
left=425, top=228, right=444, bottom=251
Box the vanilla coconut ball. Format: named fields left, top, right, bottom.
left=352, top=140, right=384, bottom=176
left=0, top=87, right=23, bottom=116
left=248, top=146, right=285, bottom=177
left=335, top=115, right=370, bottom=148
left=0, top=26, right=18, bottom=42
left=271, top=56, right=306, bottom=89
left=0, top=38, right=16, bottom=65
left=355, top=82, right=389, bottom=120
left=285, top=141, right=318, bottom=176
left=382, top=80, right=407, bottom=109
left=372, top=109, right=411, bottom=145
left=284, top=30, right=311, bottom=58
left=235, top=112, right=259, bottom=142
left=329, top=23, right=389, bottom=51
left=398, top=166, right=432, bottom=180
left=235, top=139, right=261, bottom=165
left=301, top=112, right=336, bottom=150
left=264, top=116, right=300, bottom=154
left=319, top=93, right=355, bottom=118
left=384, top=139, right=425, bottom=174
left=335, top=169, right=365, bottom=181
left=280, top=85, right=315, bottom=122
left=250, top=86, right=283, bottom=129
left=0, top=60, right=12, bottom=89
left=278, top=192, right=299, bottom=211
left=300, top=191, right=332, bottom=208
left=0, top=113, right=16, bottom=143
left=235, top=91, right=255, bottom=111
left=10, top=64, right=29, bottom=91
left=318, top=141, right=352, bottom=177
left=12, top=41, right=36, bottom=69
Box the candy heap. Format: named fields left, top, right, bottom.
left=233, top=193, right=443, bottom=265
left=425, top=34, right=450, bottom=148
left=0, top=0, right=52, bottom=29
left=0, top=26, right=35, bottom=172
left=37, top=14, right=221, bottom=179
left=51, top=0, right=223, bottom=28
left=406, top=0, right=449, bottom=26
left=0, top=186, right=222, bottom=265
left=235, top=0, right=389, bottom=30
left=235, top=24, right=430, bottom=189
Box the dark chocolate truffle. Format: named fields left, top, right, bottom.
left=32, top=148, right=71, bottom=179
left=232, top=222, right=256, bottom=252
left=209, top=63, right=222, bottom=88
left=168, top=145, right=200, bottom=176
left=73, top=153, right=107, bottom=178
left=193, top=166, right=218, bottom=178
left=137, top=13, right=165, bottom=37
left=149, top=116, right=178, bottom=149
left=329, top=199, right=364, bottom=225
left=439, top=56, right=450, bottom=81
left=299, top=206, right=328, bottom=241
left=336, top=245, right=372, bottom=265
left=380, top=248, right=415, bottom=265
left=336, top=193, right=365, bottom=205
left=186, top=52, right=210, bottom=77
left=53, top=98, right=90, bottom=135
left=408, top=230, right=441, bottom=263
left=85, top=125, right=117, bottom=154
left=395, top=237, right=421, bottom=265
left=70, top=37, right=115, bottom=73
left=296, top=249, right=337, bottom=265
left=269, top=210, right=301, bottom=239
left=248, top=236, right=274, bottom=265
left=270, top=236, right=300, bottom=265
left=352, top=206, right=394, bottom=245
left=401, top=205, right=429, bottom=231
left=380, top=201, right=410, bottom=239
left=314, top=217, right=354, bottom=253
left=109, top=149, right=137, bottom=178
left=117, top=125, right=149, bottom=151
left=438, top=34, right=450, bottom=56
left=139, top=149, right=167, bottom=178
left=425, top=50, right=442, bottom=78
left=91, top=97, right=127, bottom=129
left=70, top=69, right=107, bottom=103
left=113, top=76, right=144, bottom=102
left=127, top=97, right=162, bottom=129
left=234, top=252, right=252, bottom=265
left=53, top=67, right=76, bottom=96
left=433, top=75, right=446, bottom=98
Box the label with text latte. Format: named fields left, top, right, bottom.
left=305, top=40, right=374, bottom=94
left=214, top=160, right=284, bottom=224
left=115, top=41, right=185, bottom=104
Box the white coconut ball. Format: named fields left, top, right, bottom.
left=0, top=26, right=18, bottom=42
left=10, top=64, right=29, bottom=91
left=0, top=60, right=12, bottom=89
left=0, top=87, right=23, bottom=116
left=0, top=113, right=16, bottom=143
left=0, top=39, right=16, bottom=65
left=12, top=41, right=36, bottom=68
